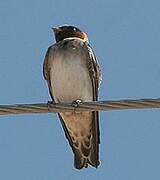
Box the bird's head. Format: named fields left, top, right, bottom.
left=52, top=25, right=89, bottom=43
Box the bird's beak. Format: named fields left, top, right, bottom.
left=52, top=27, right=62, bottom=33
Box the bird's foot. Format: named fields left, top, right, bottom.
left=72, top=99, right=82, bottom=108
left=47, top=101, right=54, bottom=110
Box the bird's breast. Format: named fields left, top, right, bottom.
left=50, top=48, right=92, bottom=102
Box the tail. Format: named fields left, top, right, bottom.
left=74, top=111, right=100, bottom=169
left=58, top=111, right=100, bottom=169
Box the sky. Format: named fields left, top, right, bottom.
left=0, top=0, right=160, bottom=179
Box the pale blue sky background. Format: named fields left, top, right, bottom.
left=0, top=0, right=160, bottom=179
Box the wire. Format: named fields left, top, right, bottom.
left=0, top=98, right=160, bottom=116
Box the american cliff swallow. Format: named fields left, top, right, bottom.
left=43, top=25, right=102, bottom=169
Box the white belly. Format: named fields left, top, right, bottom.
left=50, top=53, right=93, bottom=103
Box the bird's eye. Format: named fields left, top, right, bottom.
left=73, top=27, right=77, bottom=32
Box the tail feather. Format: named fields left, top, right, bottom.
left=73, top=139, right=100, bottom=169
left=58, top=111, right=100, bottom=169
left=74, top=149, right=86, bottom=169
left=74, top=111, right=100, bottom=169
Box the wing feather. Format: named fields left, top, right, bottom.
left=83, top=42, right=102, bottom=167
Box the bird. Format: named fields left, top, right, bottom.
left=43, top=25, right=102, bottom=169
